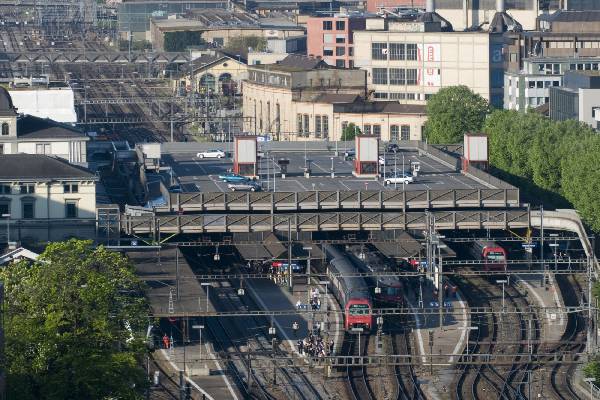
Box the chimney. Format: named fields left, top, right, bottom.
left=426, top=0, right=434, bottom=13
left=496, top=0, right=505, bottom=12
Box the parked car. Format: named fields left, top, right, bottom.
left=386, top=143, right=399, bottom=153
left=344, top=149, right=356, bottom=159
left=228, top=181, right=262, bottom=192
left=384, top=172, right=413, bottom=185
left=218, top=173, right=249, bottom=183
left=378, top=156, right=386, bottom=166
left=196, top=149, right=225, bottom=159
left=169, top=184, right=182, bottom=193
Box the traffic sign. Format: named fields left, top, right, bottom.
left=522, top=243, right=536, bottom=248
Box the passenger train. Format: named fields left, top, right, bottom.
left=323, top=245, right=373, bottom=333
left=469, top=240, right=507, bottom=272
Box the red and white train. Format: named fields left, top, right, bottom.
left=323, top=245, right=373, bottom=333
left=469, top=240, right=507, bottom=271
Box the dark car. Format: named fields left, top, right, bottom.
left=386, top=143, right=400, bottom=153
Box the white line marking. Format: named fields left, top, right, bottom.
left=292, top=179, right=308, bottom=191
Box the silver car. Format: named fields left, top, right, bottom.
left=228, top=181, right=262, bottom=192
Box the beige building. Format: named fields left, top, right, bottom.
left=150, top=11, right=305, bottom=50
left=174, top=50, right=249, bottom=95
left=353, top=18, right=505, bottom=107
left=0, top=154, right=97, bottom=243
left=0, top=88, right=88, bottom=165
left=243, top=55, right=427, bottom=141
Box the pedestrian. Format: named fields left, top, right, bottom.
left=162, top=334, right=169, bottom=349
left=296, top=299, right=302, bottom=309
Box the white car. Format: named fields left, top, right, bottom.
left=378, top=156, right=386, bottom=166
left=384, top=172, right=414, bottom=185
left=196, top=149, right=225, bottom=159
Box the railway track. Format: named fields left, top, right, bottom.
left=342, top=332, right=375, bottom=400
left=388, top=313, right=423, bottom=400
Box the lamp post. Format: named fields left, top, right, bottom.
left=303, top=246, right=312, bottom=286
left=1, top=213, right=9, bottom=245
left=459, top=326, right=479, bottom=355
left=584, top=377, right=596, bottom=400
left=200, top=282, right=211, bottom=313
left=496, top=278, right=508, bottom=312
left=192, top=324, right=205, bottom=372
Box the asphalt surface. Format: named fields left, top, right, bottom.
left=162, top=149, right=486, bottom=193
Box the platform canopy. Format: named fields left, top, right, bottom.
left=372, top=231, right=422, bottom=259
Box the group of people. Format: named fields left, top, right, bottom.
left=297, top=333, right=334, bottom=358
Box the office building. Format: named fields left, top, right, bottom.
left=549, top=70, right=600, bottom=129
left=307, top=13, right=366, bottom=68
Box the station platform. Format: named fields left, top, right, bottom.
left=154, top=346, right=239, bottom=400
left=404, top=278, right=470, bottom=398
left=515, top=272, right=567, bottom=344
left=128, top=247, right=215, bottom=316
left=245, top=277, right=344, bottom=356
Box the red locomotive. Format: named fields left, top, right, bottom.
left=323, top=245, right=373, bottom=332
left=470, top=240, right=507, bottom=271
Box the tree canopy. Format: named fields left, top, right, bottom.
left=424, top=85, right=490, bottom=144
left=163, top=31, right=205, bottom=52
left=483, top=109, right=600, bottom=230
left=341, top=122, right=361, bottom=141
left=0, top=239, right=148, bottom=400
left=224, top=35, right=267, bottom=56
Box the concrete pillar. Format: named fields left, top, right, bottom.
left=426, top=0, right=434, bottom=13
left=496, top=0, right=505, bottom=12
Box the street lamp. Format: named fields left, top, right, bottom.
left=192, top=324, right=205, bottom=366
left=200, top=282, right=211, bottom=312
left=458, top=326, right=479, bottom=355
left=1, top=213, right=9, bottom=245
left=303, top=246, right=312, bottom=286
left=496, top=278, right=509, bottom=312
left=584, top=377, right=596, bottom=400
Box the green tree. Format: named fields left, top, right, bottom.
left=424, top=85, right=490, bottom=144
left=0, top=239, right=148, bottom=400
left=224, top=35, right=267, bottom=55
left=163, top=31, right=205, bottom=52
left=341, top=123, right=361, bottom=141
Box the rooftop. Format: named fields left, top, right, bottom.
left=539, top=10, right=600, bottom=23
left=250, top=54, right=330, bottom=72
left=333, top=101, right=427, bottom=114
left=0, top=154, right=96, bottom=181
left=0, top=87, right=17, bottom=117
left=16, top=115, right=87, bottom=140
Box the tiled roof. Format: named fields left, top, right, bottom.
left=0, top=154, right=95, bottom=180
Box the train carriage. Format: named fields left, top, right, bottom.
left=323, top=245, right=373, bottom=332
left=469, top=240, right=507, bottom=272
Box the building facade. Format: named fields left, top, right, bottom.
left=307, top=14, right=366, bottom=68
left=549, top=70, right=600, bottom=129
left=0, top=88, right=88, bottom=164
left=242, top=55, right=427, bottom=140
left=503, top=10, right=600, bottom=111
left=0, top=154, right=97, bottom=243
left=353, top=18, right=504, bottom=106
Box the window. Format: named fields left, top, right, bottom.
left=405, top=93, right=416, bottom=100
left=341, top=121, right=348, bottom=137
left=323, top=21, right=333, bottom=30
left=323, top=48, right=334, bottom=56
left=373, top=125, right=381, bottom=137
left=336, top=60, right=345, bottom=68
left=389, top=43, right=405, bottom=60
left=35, top=143, right=50, bottom=155
left=335, top=20, right=345, bottom=30
left=64, top=184, right=78, bottom=193
left=303, top=114, right=310, bottom=137
left=0, top=144, right=3, bottom=154
left=336, top=47, right=345, bottom=56
left=349, top=60, right=354, bottom=68
left=372, top=68, right=388, bottom=84
left=0, top=185, right=9, bottom=194
left=1, top=123, right=8, bottom=136
left=20, top=184, right=34, bottom=194
left=406, top=69, right=417, bottom=85
left=536, top=81, right=543, bottom=88
left=0, top=200, right=8, bottom=216
left=349, top=47, right=354, bottom=57
left=528, top=81, right=535, bottom=88
left=389, top=68, right=405, bottom=85
left=22, top=199, right=34, bottom=219
left=553, top=80, right=560, bottom=87
left=297, top=114, right=303, bottom=135
left=372, top=43, right=387, bottom=60
left=363, top=124, right=371, bottom=135
left=65, top=201, right=78, bottom=218
left=389, top=93, right=405, bottom=100
left=374, top=92, right=388, bottom=99
left=400, top=125, right=410, bottom=140
left=322, top=116, right=329, bottom=139
left=336, top=36, right=345, bottom=44
left=406, top=44, right=417, bottom=60
left=315, top=115, right=322, bottom=138
left=390, top=125, right=399, bottom=141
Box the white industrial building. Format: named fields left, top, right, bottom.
left=8, top=84, right=77, bottom=123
